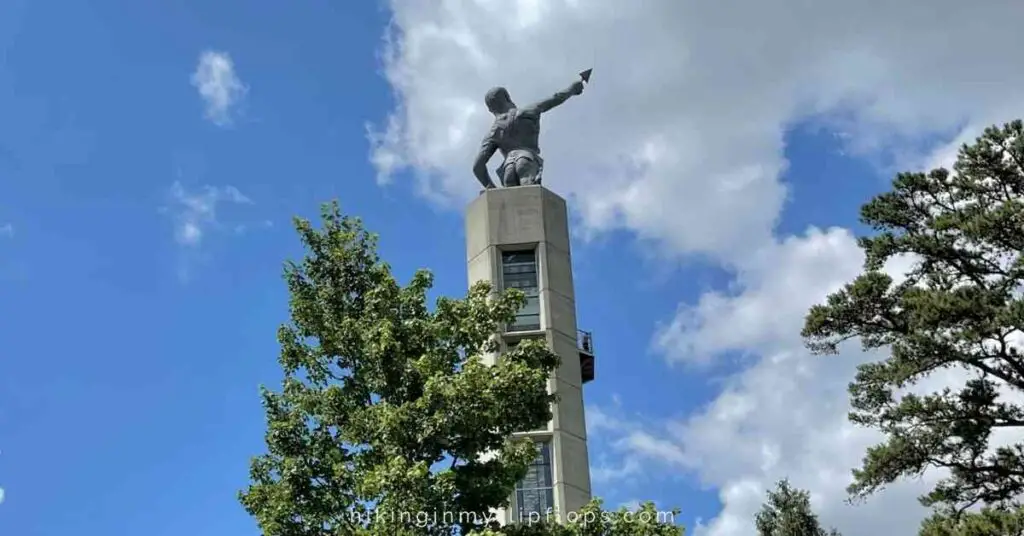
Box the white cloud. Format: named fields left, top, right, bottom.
left=618, top=499, right=642, bottom=511
left=191, top=50, right=246, bottom=127
left=590, top=456, right=642, bottom=485
left=371, top=0, right=1024, bottom=262
left=371, top=2, right=1024, bottom=534
left=586, top=405, right=645, bottom=484
left=233, top=219, right=274, bottom=235
left=166, top=181, right=252, bottom=247
left=590, top=230, right=945, bottom=536
left=653, top=228, right=865, bottom=365
left=0, top=223, right=12, bottom=237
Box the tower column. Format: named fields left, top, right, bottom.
left=465, top=185, right=594, bottom=525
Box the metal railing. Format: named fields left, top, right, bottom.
left=577, top=329, right=594, bottom=355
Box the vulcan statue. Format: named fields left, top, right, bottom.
left=473, top=69, right=592, bottom=190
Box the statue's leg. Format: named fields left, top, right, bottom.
left=503, top=162, right=521, bottom=187
left=515, top=157, right=540, bottom=185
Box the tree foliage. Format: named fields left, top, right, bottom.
left=239, top=202, right=557, bottom=535
left=239, top=202, right=682, bottom=535
left=919, top=506, right=1024, bottom=536
left=754, top=480, right=840, bottom=536
left=802, top=120, right=1024, bottom=514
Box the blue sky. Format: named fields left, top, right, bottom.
left=3, top=1, right=1023, bottom=535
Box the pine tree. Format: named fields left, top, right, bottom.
left=754, top=480, right=840, bottom=536
left=803, top=120, right=1024, bottom=514
left=919, top=506, right=1024, bottom=536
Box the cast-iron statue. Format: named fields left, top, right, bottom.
left=473, top=69, right=592, bottom=190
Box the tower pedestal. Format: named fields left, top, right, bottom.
left=465, top=185, right=593, bottom=524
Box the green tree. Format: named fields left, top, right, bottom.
left=919, top=506, right=1024, bottom=536
left=239, top=202, right=682, bottom=535
left=754, top=480, right=840, bottom=536
left=802, top=120, right=1024, bottom=515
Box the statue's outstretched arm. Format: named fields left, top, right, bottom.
left=524, top=80, right=584, bottom=116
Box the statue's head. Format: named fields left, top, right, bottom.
left=484, top=86, right=514, bottom=114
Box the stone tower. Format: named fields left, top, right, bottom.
left=465, top=185, right=595, bottom=525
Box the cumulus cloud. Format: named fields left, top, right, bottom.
left=586, top=405, right=647, bottom=485
left=166, top=181, right=252, bottom=247
left=654, top=228, right=866, bottom=365
left=191, top=50, right=246, bottom=127
left=371, top=1, right=1024, bottom=534
left=594, top=229, right=945, bottom=536
left=370, top=0, right=1024, bottom=261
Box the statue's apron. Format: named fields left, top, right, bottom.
left=496, top=149, right=544, bottom=185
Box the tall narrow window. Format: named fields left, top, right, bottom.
left=501, top=250, right=540, bottom=332
left=515, top=440, right=554, bottom=522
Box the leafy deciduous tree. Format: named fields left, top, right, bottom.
left=239, top=202, right=682, bottom=535
left=239, top=202, right=557, bottom=535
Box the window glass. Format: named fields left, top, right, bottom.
left=514, top=440, right=554, bottom=522
left=501, top=250, right=540, bottom=332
